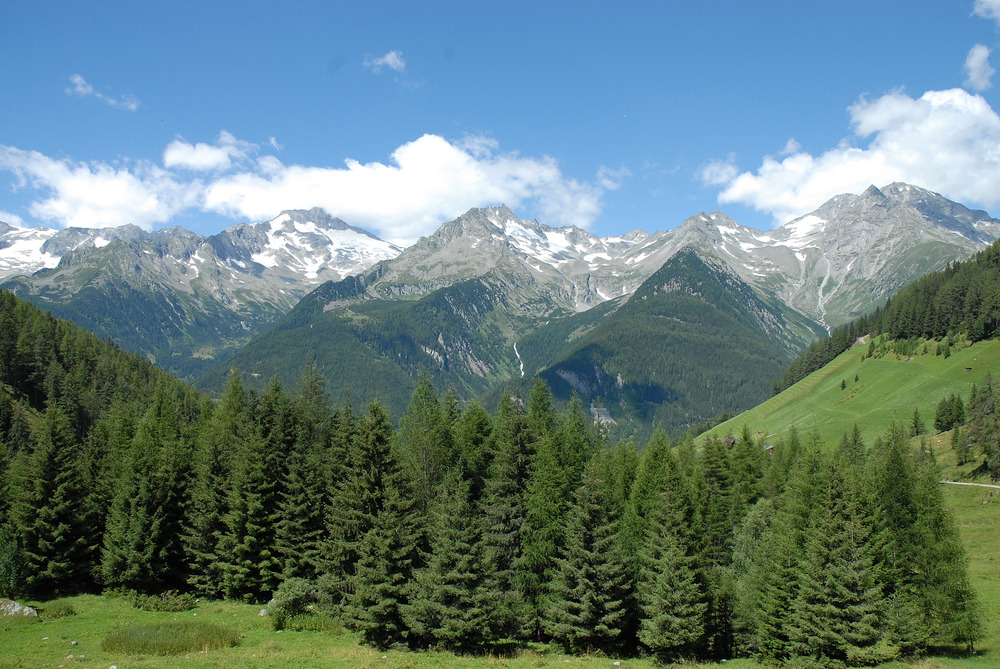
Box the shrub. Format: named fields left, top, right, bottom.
left=133, top=590, right=197, bottom=612
left=101, top=586, right=138, bottom=601
left=42, top=599, right=75, bottom=619
left=268, top=578, right=323, bottom=631
left=101, top=621, right=240, bottom=655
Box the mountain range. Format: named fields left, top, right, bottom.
left=2, top=182, right=998, bottom=434
left=0, top=208, right=400, bottom=379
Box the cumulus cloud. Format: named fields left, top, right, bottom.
left=965, top=44, right=995, bottom=91
left=163, top=131, right=256, bottom=171
left=65, top=74, right=141, bottom=111
left=701, top=88, right=1000, bottom=225
left=0, top=133, right=620, bottom=243
left=363, top=50, right=406, bottom=74
left=974, top=0, right=1000, bottom=26
left=0, top=210, right=25, bottom=226
left=203, top=134, right=618, bottom=244
left=0, top=147, right=196, bottom=229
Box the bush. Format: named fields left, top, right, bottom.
left=101, top=620, right=240, bottom=655
left=42, top=599, right=75, bottom=619
left=102, top=586, right=138, bottom=600
left=133, top=590, right=197, bottom=612
left=268, top=578, right=324, bottom=631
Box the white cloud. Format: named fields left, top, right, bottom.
left=702, top=88, right=1000, bottom=225
left=203, top=133, right=619, bottom=244
left=699, top=154, right=740, bottom=186
left=0, top=210, right=25, bottom=226
left=974, top=0, right=1000, bottom=26
left=163, top=131, right=256, bottom=171
left=0, top=133, right=619, bottom=243
left=965, top=44, right=995, bottom=91
left=65, top=74, right=141, bottom=112
left=363, top=50, right=406, bottom=74
left=0, top=146, right=196, bottom=229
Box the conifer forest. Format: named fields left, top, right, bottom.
left=0, top=283, right=990, bottom=666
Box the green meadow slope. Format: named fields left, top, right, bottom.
left=702, top=337, right=1000, bottom=449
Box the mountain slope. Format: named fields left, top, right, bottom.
left=1, top=208, right=400, bottom=380
left=534, top=248, right=806, bottom=434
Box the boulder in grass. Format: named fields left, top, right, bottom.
left=0, top=598, right=38, bottom=617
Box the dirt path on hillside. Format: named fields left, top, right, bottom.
left=940, top=480, right=1000, bottom=490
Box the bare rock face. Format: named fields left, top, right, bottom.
left=0, top=598, right=38, bottom=617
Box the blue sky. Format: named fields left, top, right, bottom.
left=2, top=1, right=1000, bottom=245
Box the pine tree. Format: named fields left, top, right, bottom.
left=217, top=426, right=278, bottom=602
left=326, top=401, right=411, bottom=605
left=541, top=459, right=628, bottom=655
left=786, top=453, right=893, bottom=665
left=341, top=403, right=420, bottom=649
left=403, top=472, right=488, bottom=652
left=101, top=389, right=190, bottom=592
left=181, top=374, right=248, bottom=597
left=637, top=505, right=706, bottom=662
left=478, top=393, right=534, bottom=642
left=396, top=369, right=452, bottom=512
left=11, top=406, right=92, bottom=597
left=517, top=429, right=570, bottom=639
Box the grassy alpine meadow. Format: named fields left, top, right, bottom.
left=703, top=338, right=1000, bottom=449
left=0, top=594, right=697, bottom=669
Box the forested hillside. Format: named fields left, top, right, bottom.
left=0, top=289, right=983, bottom=665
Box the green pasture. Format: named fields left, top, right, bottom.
left=703, top=339, right=1000, bottom=449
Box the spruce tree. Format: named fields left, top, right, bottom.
left=403, top=472, right=488, bottom=652
left=327, top=401, right=415, bottom=607
left=786, top=453, right=893, bottom=665
left=341, top=403, right=420, bottom=649
left=101, top=389, right=190, bottom=592
left=479, top=393, right=534, bottom=642
left=637, top=503, right=706, bottom=662
left=396, top=369, right=452, bottom=512
left=11, top=406, right=92, bottom=597
left=517, top=429, right=570, bottom=639
left=181, top=374, right=248, bottom=597
left=541, top=460, right=628, bottom=654
left=217, top=426, right=279, bottom=602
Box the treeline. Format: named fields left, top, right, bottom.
left=774, top=239, right=1000, bottom=394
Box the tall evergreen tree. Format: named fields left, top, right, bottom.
left=10, top=406, right=92, bottom=597
left=479, top=392, right=534, bottom=642
left=396, top=370, right=453, bottom=513
left=541, top=459, right=628, bottom=655
left=101, top=388, right=190, bottom=592
left=403, top=472, right=488, bottom=652
left=182, top=374, right=249, bottom=597
left=787, top=453, right=893, bottom=665
left=326, top=401, right=415, bottom=606
left=341, top=402, right=420, bottom=649
left=637, top=512, right=706, bottom=662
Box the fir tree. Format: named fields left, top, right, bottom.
left=396, top=369, right=452, bottom=512
left=786, top=453, right=893, bottom=665
left=478, top=393, right=534, bottom=642
left=541, top=460, right=628, bottom=655
left=403, top=472, right=488, bottom=652
left=101, top=389, right=190, bottom=592
left=341, top=403, right=420, bottom=649
left=11, top=406, right=92, bottom=597
left=326, top=401, right=415, bottom=607
left=637, top=505, right=706, bottom=662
